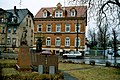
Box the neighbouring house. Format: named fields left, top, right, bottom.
left=34, top=3, right=87, bottom=54
left=0, top=6, right=34, bottom=52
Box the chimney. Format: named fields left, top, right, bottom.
left=14, top=6, right=17, bottom=14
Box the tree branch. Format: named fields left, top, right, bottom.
left=100, top=0, right=120, bottom=12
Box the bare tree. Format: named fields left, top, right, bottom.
left=67, top=0, right=120, bottom=59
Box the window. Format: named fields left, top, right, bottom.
left=29, top=20, right=31, bottom=27
left=75, top=23, right=80, bottom=32
left=56, top=37, right=60, bottom=46
left=13, top=27, right=17, bottom=33
left=26, top=18, right=28, bottom=26
left=38, top=24, right=42, bottom=32
left=43, top=11, right=47, bottom=17
left=7, top=37, right=11, bottom=45
left=65, top=37, right=70, bottom=47
left=56, top=24, right=61, bottom=32
left=65, top=24, right=70, bottom=32
left=12, top=17, right=14, bottom=22
left=71, top=10, right=76, bottom=17
left=12, top=38, right=16, bottom=47
left=46, top=37, right=51, bottom=46
left=60, top=10, right=63, bottom=17
left=2, top=38, right=5, bottom=44
left=55, top=10, right=59, bottom=17
left=1, top=18, right=4, bottom=22
left=31, top=40, right=33, bottom=46
left=31, top=29, right=33, bottom=37
left=1, top=27, right=4, bottom=33
left=8, top=27, right=11, bottom=33
left=46, top=24, right=52, bottom=32
left=55, top=10, right=63, bottom=17
left=75, top=37, right=80, bottom=47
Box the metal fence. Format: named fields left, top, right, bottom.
left=84, top=50, right=107, bottom=58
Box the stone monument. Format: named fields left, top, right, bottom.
left=16, top=28, right=31, bottom=71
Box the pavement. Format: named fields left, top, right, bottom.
left=63, top=72, right=78, bottom=80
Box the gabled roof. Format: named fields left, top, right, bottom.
left=6, top=8, right=33, bottom=24
left=35, top=6, right=87, bottom=18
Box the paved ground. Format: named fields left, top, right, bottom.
left=63, top=72, right=78, bottom=80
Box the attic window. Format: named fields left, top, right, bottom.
left=43, top=11, right=47, bottom=18
left=70, top=9, right=76, bottom=17
left=55, top=10, right=63, bottom=17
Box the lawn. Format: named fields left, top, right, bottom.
left=1, top=59, right=120, bottom=80
left=59, top=63, right=120, bottom=80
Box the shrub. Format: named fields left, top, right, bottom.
left=89, top=60, right=95, bottom=65
left=31, top=65, right=38, bottom=72
left=81, top=61, right=85, bottom=64
left=67, top=60, right=73, bottom=63
left=114, top=63, right=120, bottom=68
left=105, top=61, right=111, bottom=67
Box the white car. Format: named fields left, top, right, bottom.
left=63, top=51, right=82, bottom=58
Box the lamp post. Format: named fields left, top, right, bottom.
left=76, top=19, right=79, bottom=51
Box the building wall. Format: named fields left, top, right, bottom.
left=34, top=19, right=86, bottom=52
left=17, top=14, right=34, bottom=47
left=0, top=13, right=34, bottom=52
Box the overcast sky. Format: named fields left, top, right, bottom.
left=0, top=0, right=96, bottom=38
left=0, top=0, right=68, bottom=15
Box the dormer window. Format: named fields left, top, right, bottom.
left=12, top=16, right=17, bottom=23
left=1, top=18, right=4, bottom=22
left=43, top=9, right=50, bottom=18
left=59, top=10, right=62, bottom=17
left=43, top=11, right=47, bottom=18
left=55, top=10, right=63, bottom=17
left=70, top=9, right=76, bottom=17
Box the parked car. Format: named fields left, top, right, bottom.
left=62, top=50, right=82, bottom=58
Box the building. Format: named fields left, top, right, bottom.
left=34, top=3, right=87, bottom=54
left=0, top=6, right=34, bottom=52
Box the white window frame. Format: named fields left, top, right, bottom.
left=7, top=37, right=11, bottom=45
left=75, top=23, right=80, bottom=32
left=46, top=24, right=52, bottom=32
left=65, top=24, right=70, bottom=32
left=56, top=24, right=61, bottom=32
left=8, top=27, right=11, bottom=33
left=13, top=27, right=17, bottom=33
left=71, top=10, right=76, bottom=17
left=56, top=37, right=60, bottom=46
left=59, top=10, right=63, bottom=17
left=55, top=10, right=63, bottom=17
left=12, top=38, right=16, bottom=46
left=55, top=10, right=59, bottom=17
left=43, top=11, right=47, bottom=18
left=38, top=24, right=42, bottom=32
left=46, top=37, right=51, bottom=46
left=75, top=37, right=80, bottom=47
left=65, top=37, right=70, bottom=47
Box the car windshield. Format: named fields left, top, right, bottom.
left=75, top=51, right=80, bottom=54
left=69, top=51, right=74, bottom=54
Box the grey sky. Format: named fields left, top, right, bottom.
left=0, top=0, right=95, bottom=38
left=0, top=0, right=67, bottom=15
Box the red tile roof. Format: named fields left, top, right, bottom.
left=35, top=6, right=87, bottom=18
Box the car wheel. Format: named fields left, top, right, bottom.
left=63, top=55, right=67, bottom=58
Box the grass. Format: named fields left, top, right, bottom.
left=0, top=59, right=64, bottom=80
left=0, top=59, right=17, bottom=64
left=2, top=68, right=19, bottom=76
left=59, top=63, right=120, bottom=80
left=1, top=59, right=120, bottom=80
